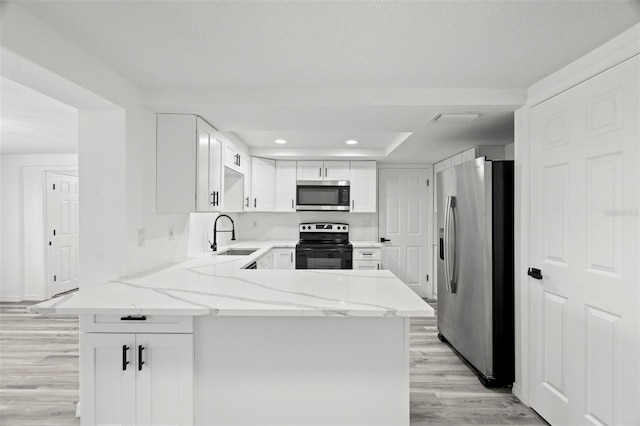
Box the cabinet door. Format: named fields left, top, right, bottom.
left=196, top=127, right=212, bottom=212
left=297, top=161, right=324, bottom=181
left=209, top=134, right=224, bottom=212
left=256, top=251, right=274, bottom=269
left=251, top=158, right=276, bottom=211
left=349, top=161, right=376, bottom=213
left=353, top=260, right=381, bottom=270
left=275, top=161, right=297, bottom=212
left=225, top=145, right=237, bottom=170
left=136, top=334, right=194, bottom=426
left=243, top=156, right=252, bottom=212
left=196, top=119, right=223, bottom=212
left=80, top=333, right=137, bottom=426
left=324, top=161, right=350, bottom=181
left=272, top=248, right=295, bottom=269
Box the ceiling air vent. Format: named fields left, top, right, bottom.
left=432, top=113, right=479, bottom=123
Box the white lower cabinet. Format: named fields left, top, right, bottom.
left=353, top=260, right=381, bottom=270
left=352, top=247, right=382, bottom=270
left=80, top=332, right=194, bottom=426
left=255, top=251, right=274, bottom=269
left=272, top=248, right=295, bottom=269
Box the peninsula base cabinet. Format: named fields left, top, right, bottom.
left=195, top=316, right=410, bottom=426
left=79, top=332, right=194, bottom=426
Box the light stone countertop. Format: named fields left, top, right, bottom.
left=30, top=240, right=433, bottom=318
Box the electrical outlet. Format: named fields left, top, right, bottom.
left=168, top=225, right=175, bottom=241
left=137, top=228, right=146, bottom=247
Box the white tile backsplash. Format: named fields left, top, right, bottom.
left=233, top=212, right=378, bottom=242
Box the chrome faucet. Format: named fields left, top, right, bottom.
left=210, top=214, right=236, bottom=252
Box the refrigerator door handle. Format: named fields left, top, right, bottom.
left=444, top=196, right=457, bottom=293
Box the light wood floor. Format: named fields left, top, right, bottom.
left=0, top=302, right=546, bottom=425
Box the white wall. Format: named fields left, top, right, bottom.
left=0, top=154, right=78, bottom=301
left=1, top=3, right=191, bottom=291
left=232, top=212, right=378, bottom=242
left=505, top=142, right=515, bottom=160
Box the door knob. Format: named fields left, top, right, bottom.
left=380, top=238, right=390, bottom=243
left=527, top=268, right=543, bottom=280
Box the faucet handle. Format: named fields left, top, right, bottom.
left=209, top=240, right=217, bottom=251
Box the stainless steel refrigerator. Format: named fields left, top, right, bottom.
left=436, top=158, right=514, bottom=387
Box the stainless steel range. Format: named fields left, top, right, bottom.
left=295, top=222, right=353, bottom=269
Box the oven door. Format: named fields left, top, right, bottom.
left=295, top=245, right=353, bottom=270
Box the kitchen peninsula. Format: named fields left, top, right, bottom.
left=31, top=242, right=434, bottom=426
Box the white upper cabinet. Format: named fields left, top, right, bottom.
left=349, top=161, right=377, bottom=213
left=275, top=161, right=297, bottom=212
left=157, top=114, right=222, bottom=213
left=251, top=158, right=276, bottom=212
left=297, top=161, right=350, bottom=181
left=323, top=161, right=350, bottom=181
left=296, top=161, right=324, bottom=181
left=243, top=156, right=252, bottom=212
left=224, top=141, right=247, bottom=175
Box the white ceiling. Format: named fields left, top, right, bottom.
left=8, top=1, right=640, bottom=162
left=1, top=77, right=78, bottom=155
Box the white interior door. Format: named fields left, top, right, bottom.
left=47, top=172, right=80, bottom=297
left=529, top=56, right=639, bottom=425
left=379, top=168, right=432, bottom=298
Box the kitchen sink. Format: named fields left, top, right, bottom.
left=216, top=248, right=259, bottom=256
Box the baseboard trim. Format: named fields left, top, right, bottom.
left=512, top=383, right=528, bottom=406
left=0, top=295, right=23, bottom=302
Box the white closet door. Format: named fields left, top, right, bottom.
left=529, top=56, right=639, bottom=425
left=378, top=169, right=431, bottom=297
left=49, top=173, right=79, bottom=297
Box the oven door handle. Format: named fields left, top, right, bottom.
left=296, top=247, right=352, bottom=253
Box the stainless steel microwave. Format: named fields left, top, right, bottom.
left=296, top=181, right=350, bottom=211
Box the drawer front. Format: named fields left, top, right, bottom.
left=352, top=260, right=382, bottom=271
left=80, top=314, right=194, bottom=333
left=353, top=248, right=381, bottom=260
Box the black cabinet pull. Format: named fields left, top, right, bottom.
left=380, top=238, right=390, bottom=243
left=527, top=268, right=543, bottom=280
left=120, top=315, right=147, bottom=321
left=254, top=198, right=257, bottom=208
left=138, top=345, right=145, bottom=371
left=122, top=345, right=130, bottom=371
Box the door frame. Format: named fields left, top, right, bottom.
left=45, top=170, right=79, bottom=299
left=377, top=164, right=434, bottom=298
left=514, top=24, right=640, bottom=407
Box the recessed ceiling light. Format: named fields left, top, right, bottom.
left=345, top=139, right=358, bottom=145
left=432, top=113, right=479, bottom=123
left=274, top=139, right=287, bottom=144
